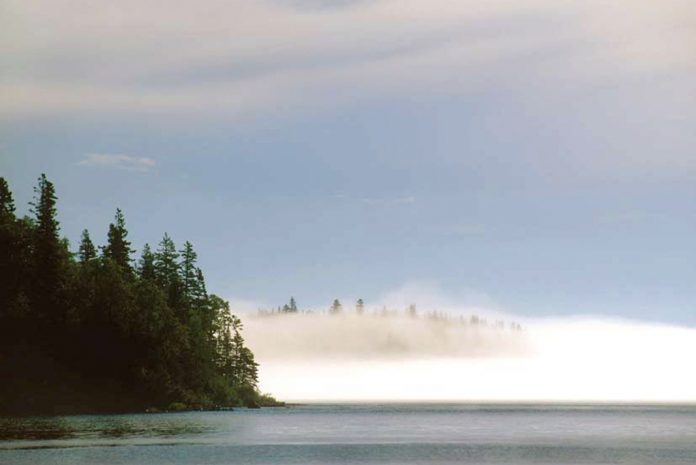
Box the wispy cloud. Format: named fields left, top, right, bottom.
left=1, top=0, right=694, bottom=123
left=78, top=154, right=157, bottom=172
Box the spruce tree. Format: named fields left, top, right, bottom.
left=0, top=178, right=16, bottom=223
left=193, top=268, right=208, bottom=305
left=138, top=243, right=156, bottom=281
left=30, top=174, right=65, bottom=323
left=155, top=234, right=178, bottom=285
left=180, top=241, right=198, bottom=301
left=0, top=178, right=17, bottom=317
left=155, top=233, right=182, bottom=312
left=78, top=229, right=96, bottom=263
left=103, top=208, right=133, bottom=275
left=0, top=176, right=276, bottom=413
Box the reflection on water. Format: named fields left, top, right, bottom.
left=0, top=413, right=212, bottom=442
left=2, top=404, right=696, bottom=464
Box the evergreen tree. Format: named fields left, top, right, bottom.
left=0, top=178, right=20, bottom=319
left=30, top=173, right=66, bottom=324
left=0, top=175, right=278, bottom=414
left=155, top=234, right=178, bottom=286
left=103, top=208, right=133, bottom=275
left=138, top=243, right=156, bottom=281
left=356, top=298, right=364, bottom=315
left=289, top=297, right=298, bottom=313
left=192, top=268, right=208, bottom=306
left=329, top=298, right=342, bottom=315
left=0, top=178, right=15, bottom=223
left=180, top=241, right=198, bottom=301
left=154, top=233, right=182, bottom=313
left=78, top=229, right=96, bottom=263
left=229, top=315, right=259, bottom=389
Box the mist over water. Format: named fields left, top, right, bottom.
left=243, top=310, right=696, bottom=403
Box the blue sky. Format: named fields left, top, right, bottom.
left=2, top=0, right=695, bottom=323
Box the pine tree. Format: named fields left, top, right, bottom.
left=0, top=178, right=33, bottom=328
left=0, top=178, right=15, bottom=224
left=329, top=298, right=342, bottom=315
left=356, top=298, right=364, bottom=315
left=180, top=241, right=198, bottom=301
left=0, top=176, right=276, bottom=413
left=154, top=233, right=182, bottom=312
left=229, top=315, right=259, bottom=389
left=155, top=234, right=178, bottom=285
left=289, top=297, right=298, bottom=313
left=238, top=346, right=259, bottom=389
left=0, top=178, right=18, bottom=317
left=103, top=208, right=133, bottom=275
left=78, top=229, right=96, bottom=263
left=193, top=268, right=208, bottom=305
left=138, top=243, right=156, bottom=281
left=30, top=174, right=66, bottom=323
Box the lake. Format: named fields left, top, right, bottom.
left=1, top=404, right=696, bottom=464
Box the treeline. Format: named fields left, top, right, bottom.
left=259, top=297, right=523, bottom=330
left=0, top=175, right=279, bottom=415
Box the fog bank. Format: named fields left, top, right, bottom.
left=244, top=314, right=696, bottom=402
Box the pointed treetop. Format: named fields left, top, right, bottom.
left=356, top=298, right=365, bottom=314
left=78, top=229, right=97, bottom=263
left=31, top=173, right=59, bottom=238
left=103, top=208, right=133, bottom=273
left=139, top=243, right=156, bottom=281
left=180, top=241, right=199, bottom=295
left=154, top=232, right=180, bottom=287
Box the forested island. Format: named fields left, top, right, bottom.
left=260, top=297, right=523, bottom=330
left=0, top=175, right=281, bottom=415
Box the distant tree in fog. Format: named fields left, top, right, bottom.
left=329, top=299, right=342, bottom=315
left=356, top=298, right=364, bottom=315
left=281, top=297, right=298, bottom=313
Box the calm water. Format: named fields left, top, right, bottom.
left=1, top=404, right=696, bottom=464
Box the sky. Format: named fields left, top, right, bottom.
left=1, top=0, right=695, bottom=324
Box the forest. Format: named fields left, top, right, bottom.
left=0, top=175, right=280, bottom=415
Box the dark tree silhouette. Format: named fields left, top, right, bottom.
left=78, top=229, right=96, bottom=263
left=102, top=208, right=134, bottom=276
left=0, top=175, right=278, bottom=415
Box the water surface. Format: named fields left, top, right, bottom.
left=1, top=404, right=695, bottom=464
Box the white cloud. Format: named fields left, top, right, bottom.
left=78, top=153, right=157, bottom=172
left=0, top=0, right=694, bottom=122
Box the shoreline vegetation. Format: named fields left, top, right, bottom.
left=0, top=175, right=282, bottom=416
